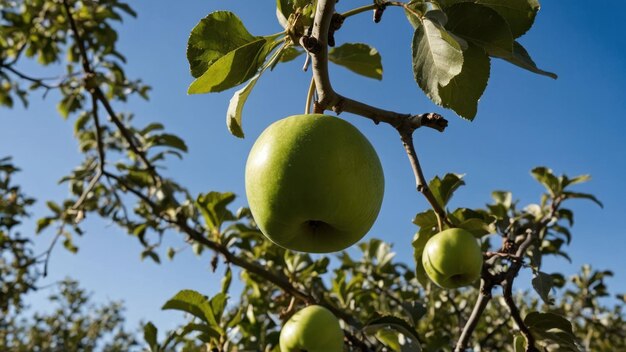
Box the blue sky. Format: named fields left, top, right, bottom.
left=2, top=0, right=626, bottom=339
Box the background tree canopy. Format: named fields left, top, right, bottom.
left=1, top=1, right=625, bottom=351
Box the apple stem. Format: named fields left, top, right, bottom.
left=305, top=76, right=316, bottom=114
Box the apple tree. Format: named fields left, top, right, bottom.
left=1, top=1, right=625, bottom=351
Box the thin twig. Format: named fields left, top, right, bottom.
left=62, top=0, right=91, bottom=73
left=398, top=130, right=451, bottom=228
left=71, top=94, right=106, bottom=210
left=0, top=64, right=57, bottom=89
left=92, top=93, right=106, bottom=169
left=42, top=228, right=63, bottom=277
left=341, top=1, right=406, bottom=19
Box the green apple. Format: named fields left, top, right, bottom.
left=280, top=305, right=344, bottom=352
left=422, top=228, right=483, bottom=289
left=245, top=114, right=384, bottom=253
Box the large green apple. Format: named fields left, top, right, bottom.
left=245, top=114, right=384, bottom=253
left=422, top=228, right=483, bottom=289
left=279, top=305, right=344, bottom=352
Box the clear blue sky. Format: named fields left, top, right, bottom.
left=2, top=0, right=625, bottom=339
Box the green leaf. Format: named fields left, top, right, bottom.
left=46, top=201, right=63, bottom=214
left=401, top=302, right=427, bottom=326
left=226, top=41, right=285, bottom=138
left=532, top=271, right=554, bottom=305
left=166, top=247, right=176, bottom=261
left=524, top=312, right=578, bottom=350
left=143, top=322, right=158, bottom=352
left=176, top=322, right=216, bottom=340
left=188, top=38, right=277, bottom=94
left=524, top=311, right=574, bottom=336
left=277, top=46, right=303, bottom=63
left=151, top=133, right=188, bottom=152
left=226, top=73, right=260, bottom=138
left=141, top=123, right=165, bottom=135
left=475, top=0, right=540, bottom=39
left=413, top=232, right=431, bottom=288
left=562, top=173, right=591, bottom=187
left=127, top=169, right=154, bottom=187
left=498, top=41, right=557, bottom=79
left=36, top=217, right=55, bottom=233
left=562, top=191, right=603, bottom=208
left=411, top=18, right=464, bottom=106
left=374, top=329, right=422, bottom=352
left=492, top=191, right=513, bottom=207
left=513, top=335, right=526, bottom=352
left=73, top=112, right=90, bottom=134
left=140, top=250, right=160, bottom=264
left=445, top=2, right=513, bottom=58
left=374, top=329, right=403, bottom=351
left=162, top=290, right=222, bottom=331
left=404, top=2, right=422, bottom=29
left=210, top=293, right=228, bottom=323
left=429, top=173, right=465, bottom=208
left=187, top=11, right=256, bottom=78
left=196, top=192, right=236, bottom=234
left=412, top=209, right=439, bottom=229
left=450, top=208, right=496, bottom=236
left=405, top=1, right=448, bottom=28
left=62, top=238, right=79, bottom=254
left=531, top=167, right=560, bottom=196
left=439, top=44, right=490, bottom=120
left=412, top=211, right=439, bottom=287
left=364, top=315, right=421, bottom=348
left=329, top=43, right=383, bottom=80
left=221, top=267, right=232, bottom=293
left=57, top=94, right=76, bottom=119
left=276, top=0, right=294, bottom=29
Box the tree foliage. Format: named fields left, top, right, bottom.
left=0, top=1, right=624, bottom=352
left=1, top=279, right=139, bottom=351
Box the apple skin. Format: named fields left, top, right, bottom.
left=422, top=228, right=483, bottom=289
left=280, top=305, right=344, bottom=352
left=245, top=114, right=384, bottom=253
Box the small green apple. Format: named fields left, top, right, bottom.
left=280, top=305, right=344, bottom=352
left=422, top=228, right=483, bottom=289
left=245, top=114, right=384, bottom=253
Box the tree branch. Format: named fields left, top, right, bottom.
left=308, top=0, right=447, bottom=132
left=454, top=277, right=493, bottom=351
left=503, top=277, right=539, bottom=352
left=456, top=195, right=563, bottom=351
left=102, top=170, right=366, bottom=337
left=62, top=0, right=159, bottom=183
left=72, top=95, right=105, bottom=211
